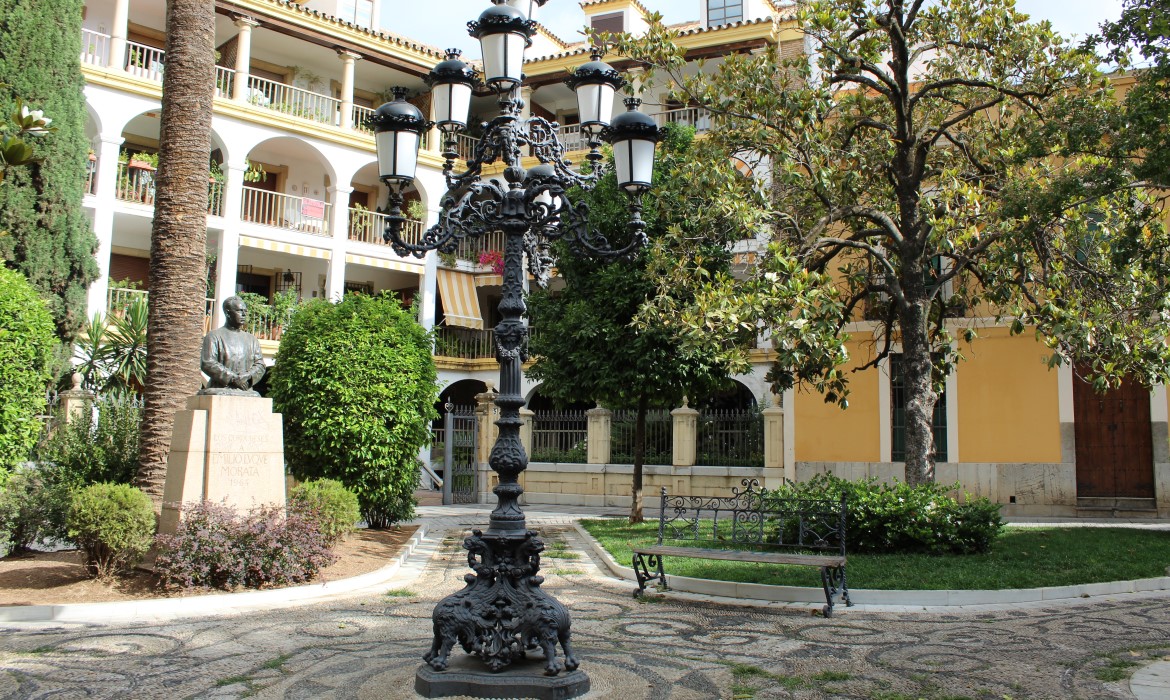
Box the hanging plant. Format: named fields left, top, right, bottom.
left=478, top=249, right=504, bottom=275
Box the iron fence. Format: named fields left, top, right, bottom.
left=610, top=409, right=672, bottom=465
left=529, top=410, right=587, bottom=463
left=695, top=408, right=764, bottom=467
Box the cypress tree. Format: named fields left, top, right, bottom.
left=0, top=0, right=99, bottom=341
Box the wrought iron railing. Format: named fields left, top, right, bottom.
left=240, top=186, right=331, bottom=236
left=80, top=28, right=110, bottom=67
left=652, top=106, right=713, bottom=134
left=125, top=41, right=165, bottom=81
left=610, top=409, right=673, bottom=465
left=695, top=408, right=764, bottom=468
left=348, top=207, right=423, bottom=247
left=530, top=410, right=588, bottom=463
left=214, top=65, right=235, bottom=98
left=433, top=325, right=494, bottom=359
left=244, top=75, right=340, bottom=126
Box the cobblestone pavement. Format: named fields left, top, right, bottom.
left=0, top=506, right=1168, bottom=699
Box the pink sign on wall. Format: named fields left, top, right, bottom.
left=300, top=198, right=325, bottom=219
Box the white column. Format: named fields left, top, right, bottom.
left=232, top=17, right=259, bottom=104
left=86, top=135, right=125, bottom=319
left=109, top=0, right=130, bottom=71
left=325, top=185, right=352, bottom=301
left=337, top=50, right=360, bottom=130
left=417, top=206, right=440, bottom=331
left=212, top=163, right=247, bottom=327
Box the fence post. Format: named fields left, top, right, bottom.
left=519, top=407, right=535, bottom=460
left=671, top=398, right=699, bottom=468
left=762, top=398, right=786, bottom=489
left=442, top=403, right=454, bottom=505
left=58, top=373, right=94, bottom=425
left=585, top=405, right=612, bottom=464
left=475, top=388, right=498, bottom=503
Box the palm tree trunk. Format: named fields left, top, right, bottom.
left=135, top=0, right=216, bottom=512
left=630, top=394, right=648, bottom=524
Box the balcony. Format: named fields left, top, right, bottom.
left=244, top=75, right=341, bottom=127
left=125, top=41, right=165, bottom=82
left=112, top=160, right=223, bottom=215
left=107, top=287, right=214, bottom=334
left=653, top=106, right=712, bottom=133
left=434, top=326, right=494, bottom=359
left=348, top=207, right=423, bottom=247
left=241, top=187, right=331, bottom=236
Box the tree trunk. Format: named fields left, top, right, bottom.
left=629, top=395, right=648, bottom=524
left=898, top=257, right=938, bottom=486
left=135, top=0, right=216, bottom=512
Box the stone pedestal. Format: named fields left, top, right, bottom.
left=159, top=394, right=286, bottom=535
left=416, top=654, right=590, bottom=699
left=586, top=405, right=612, bottom=465
left=671, top=400, right=699, bottom=468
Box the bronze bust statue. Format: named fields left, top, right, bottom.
left=199, top=295, right=266, bottom=396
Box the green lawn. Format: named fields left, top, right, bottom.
left=579, top=519, right=1170, bottom=590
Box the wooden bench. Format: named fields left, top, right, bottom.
left=631, top=478, right=852, bottom=617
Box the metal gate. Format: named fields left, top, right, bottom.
left=441, top=403, right=479, bottom=504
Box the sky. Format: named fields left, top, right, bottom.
left=381, top=0, right=1127, bottom=57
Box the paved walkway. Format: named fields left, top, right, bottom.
left=0, top=504, right=1168, bottom=699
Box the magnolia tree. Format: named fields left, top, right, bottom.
left=611, top=0, right=1170, bottom=484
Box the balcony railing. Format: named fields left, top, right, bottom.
left=125, top=41, right=165, bottom=82
left=454, top=133, right=479, bottom=161
left=558, top=124, right=590, bottom=152
left=452, top=230, right=506, bottom=264
left=245, top=76, right=340, bottom=126
left=107, top=288, right=214, bottom=333
left=241, top=186, right=331, bottom=236
left=115, top=161, right=155, bottom=205
left=434, top=326, right=494, bottom=359
left=208, top=180, right=224, bottom=217
left=653, top=106, right=712, bottom=133
left=84, top=157, right=97, bottom=195
left=352, top=104, right=375, bottom=133
left=214, top=66, right=235, bottom=99
left=80, top=29, right=110, bottom=67
left=348, top=207, right=423, bottom=247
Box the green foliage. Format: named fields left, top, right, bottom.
left=269, top=293, right=438, bottom=528
left=0, top=266, right=56, bottom=476
left=611, top=0, right=1170, bottom=484
left=766, top=475, right=1003, bottom=555
left=35, top=393, right=142, bottom=487
left=0, top=464, right=74, bottom=555
left=289, top=478, right=360, bottom=546
left=66, top=483, right=155, bottom=578
left=0, top=0, right=99, bottom=339
left=73, top=297, right=148, bottom=394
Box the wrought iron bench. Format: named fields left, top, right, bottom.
left=631, top=478, right=852, bottom=617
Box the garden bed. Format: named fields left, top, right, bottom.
left=0, top=526, right=416, bottom=606
left=580, top=520, right=1170, bottom=590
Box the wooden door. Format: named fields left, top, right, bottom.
left=1073, top=371, right=1155, bottom=498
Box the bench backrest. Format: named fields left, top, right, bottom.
left=656, top=478, right=846, bottom=556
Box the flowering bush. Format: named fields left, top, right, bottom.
left=155, top=500, right=336, bottom=590
left=478, top=249, right=504, bottom=275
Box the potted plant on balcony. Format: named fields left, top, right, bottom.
left=350, top=201, right=373, bottom=241
left=478, top=249, right=504, bottom=275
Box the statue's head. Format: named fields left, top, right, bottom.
left=223, top=295, right=248, bottom=329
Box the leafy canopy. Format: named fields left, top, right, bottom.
left=269, top=293, right=438, bottom=528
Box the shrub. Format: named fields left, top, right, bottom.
left=35, top=392, right=141, bottom=487
left=766, top=474, right=1004, bottom=555
left=154, top=500, right=337, bottom=590
left=0, top=464, right=75, bottom=555
left=269, top=293, right=438, bottom=528
left=0, top=267, right=57, bottom=479
left=289, top=479, right=360, bottom=546
left=67, top=483, right=156, bottom=578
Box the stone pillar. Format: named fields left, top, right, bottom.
left=671, top=398, right=698, bottom=468
left=328, top=184, right=352, bottom=244
left=85, top=135, right=124, bottom=319
left=519, top=407, right=535, bottom=460
left=232, top=17, right=259, bottom=104
left=57, top=374, right=94, bottom=425
left=212, top=162, right=247, bottom=328
left=586, top=405, right=612, bottom=465
left=109, top=0, right=130, bottom=70
left=475, top=388, right=499, bottom=466
left=762, top=400, right=787, bottom=488
left=337, top=50, right=361, bottom=130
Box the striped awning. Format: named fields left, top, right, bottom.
left=344, top=253, right=424, bottom=274
left=437, top=269, right=483, bottom=330
left=239, top=235, right=331, bottom=260
left=475, top=274, right=503, bottom=287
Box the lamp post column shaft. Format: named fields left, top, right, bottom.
left=487, top=216, right=529, bottom=535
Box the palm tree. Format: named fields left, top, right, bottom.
left=135, top=0, right=216, bottom=510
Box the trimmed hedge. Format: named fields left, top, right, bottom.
left=765, top=474, right=1004, bottom=554
left=290, top=478, right=360, bottom=546
left=67, top=483, right=156, bottom=578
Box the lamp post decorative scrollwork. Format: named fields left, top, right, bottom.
left=368, top=0, right=660, bottom=685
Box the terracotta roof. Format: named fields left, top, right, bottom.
left=259, top=0, right=445, bottom=58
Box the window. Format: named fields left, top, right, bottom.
left=338, top=0, right=374, bottom=28
left=707, top=0, right=743, bottom=26
left=890, top=354, right=947, bottom=462
left=591, top=12, right=624, bottom=33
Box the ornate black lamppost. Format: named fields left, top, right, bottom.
left=369, top=0, right=659, bottom=695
